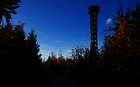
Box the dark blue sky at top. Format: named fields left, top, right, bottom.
left=12, top=0, right=137, bottom=58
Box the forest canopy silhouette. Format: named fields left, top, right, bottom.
left=0, top=0, right=140, bottom=86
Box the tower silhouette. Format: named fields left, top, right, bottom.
left=88, top=5, right=99, bottom=58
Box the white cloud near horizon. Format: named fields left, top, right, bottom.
left=106, top=18, right=112, bottom=25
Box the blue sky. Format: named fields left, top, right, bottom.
left=12, top=0, right=137, bottom=58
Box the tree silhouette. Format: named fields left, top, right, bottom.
left=127, top=5, right=140, bottom=75
left=103, top=5, right=140, bottom=79
left=0, top=0, right=20, bottom=25
left=27, top=30, right=42, bottom=69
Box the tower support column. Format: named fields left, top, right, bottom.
left=88, top=5, right=100, bottom=59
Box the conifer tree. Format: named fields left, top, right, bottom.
left=27, top=30, right=42, bottom=66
